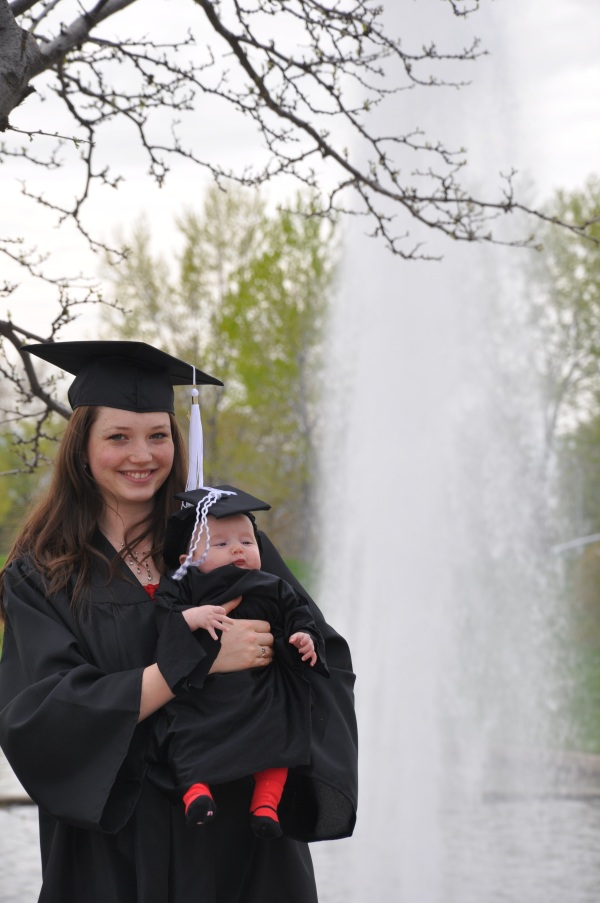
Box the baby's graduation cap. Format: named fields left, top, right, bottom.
left=164, top=484, right=271, bottom=579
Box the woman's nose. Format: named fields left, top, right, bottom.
left=129, top=441, right=153, bottom=462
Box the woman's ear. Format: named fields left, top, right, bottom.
left=179, top=553, right=187, bottom=565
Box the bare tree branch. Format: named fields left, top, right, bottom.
left=0, top=0, right=596, bottom=443
left=0, top=268, right=122, bottom=467
left=2, top=0, right=589, bottom=259
left=0, top=318, right=71, bottom=418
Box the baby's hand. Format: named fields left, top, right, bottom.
left=289, top=632, right=317, bottom=667
left=183, top=605, right=234, bottom=640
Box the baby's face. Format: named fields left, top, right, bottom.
left=188, top=513, right=261, bottom=573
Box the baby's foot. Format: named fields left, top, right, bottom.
left=250, top=805, right=282, bottom=839
left=186, top=794, right=217, bottom=827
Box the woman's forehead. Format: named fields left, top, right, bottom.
left=92, top=407, right=171, bottom=430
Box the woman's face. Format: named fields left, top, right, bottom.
left=86, top=407, right=175, bottom=511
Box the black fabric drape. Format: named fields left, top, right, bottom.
left=0, top=531, right=357, bottom=902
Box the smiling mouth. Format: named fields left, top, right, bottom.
left=120, top=470, right=154, bottom=481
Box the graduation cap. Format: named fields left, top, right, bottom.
left=164, top=484, right=271, bottom=577
left=22, top=340, right=222, bottom=414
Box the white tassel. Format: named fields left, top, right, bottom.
left=185, top=386, right=204, bottom=491
left=176, top=370, right=239, bottom=579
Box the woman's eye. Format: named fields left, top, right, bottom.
left=151, top=432, right=169, bottom=440
left=108, top=433, right=127, bottom=441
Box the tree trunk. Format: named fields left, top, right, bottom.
left=0, top=0, right=44, bottom=131
left=0, top=0, right=139, bottom=131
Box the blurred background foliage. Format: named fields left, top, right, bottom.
left=2, top=177, right=600, bottom=749
left=529, top=175, right=600, bottom=750
left=0, top=186, right=338, bottom=581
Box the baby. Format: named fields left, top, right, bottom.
left=155, top=485, right=327, bottom=839
left=181, top=507, right=317, bottom=666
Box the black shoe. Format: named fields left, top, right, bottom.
left=186, top=795, right=217, bottom=827
left=250, top=806, right=282, bottom=839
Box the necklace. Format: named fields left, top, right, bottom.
left=121, top=543, right=155, bottom=585
left=102, top=528, right=156, bottom=585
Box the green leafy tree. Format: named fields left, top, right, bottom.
left=217, top=197, right=335, bottom=558
left=529, top=178, right=600, bottom=751
left=101, top=186, right=337, bottom=560
left=0, top=418, right=61, bottom=555
left=101, top=187, right=271, bottom=477
left=529, top=177, right=600, bottom=548
left=527, top=176, right=600, bottom=448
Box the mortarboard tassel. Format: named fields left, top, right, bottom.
left=175, top=372, right=236, bottom=579
left=185, top=382, right=204, bottom=492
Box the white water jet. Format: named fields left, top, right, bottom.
left=311, top=3, right=596, bottom=900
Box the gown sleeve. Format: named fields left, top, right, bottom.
left=0, top=558, right=149, bottom=834
left=153, top=574, right=221, bottom=691
left=258, top=533, right=359, bottom=842
left=273, top=576, right=329, bottom=676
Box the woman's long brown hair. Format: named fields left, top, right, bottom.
left=0, top=406, right=187, bottom=617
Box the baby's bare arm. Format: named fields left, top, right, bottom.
left=182, top=605, right=234, bottom=641
left=289, top=631, right=317, bottom=667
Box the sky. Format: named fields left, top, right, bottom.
left=2, top=0, right=599, bottom=338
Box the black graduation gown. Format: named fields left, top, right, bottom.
left=152, top=566, right=329, bottom=797
left=255, top=538, right=358, bottom=843
left=0, top=532, right=357, bottom=902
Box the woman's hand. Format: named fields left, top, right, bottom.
left=210, top=615, right=274, bottom=674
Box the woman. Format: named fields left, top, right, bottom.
left=0, top=341, right=357, bottom=903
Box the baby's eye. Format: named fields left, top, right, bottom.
left=242, top=540, right=254, bottom=545
left=213, top=541, right=227, bottom=548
